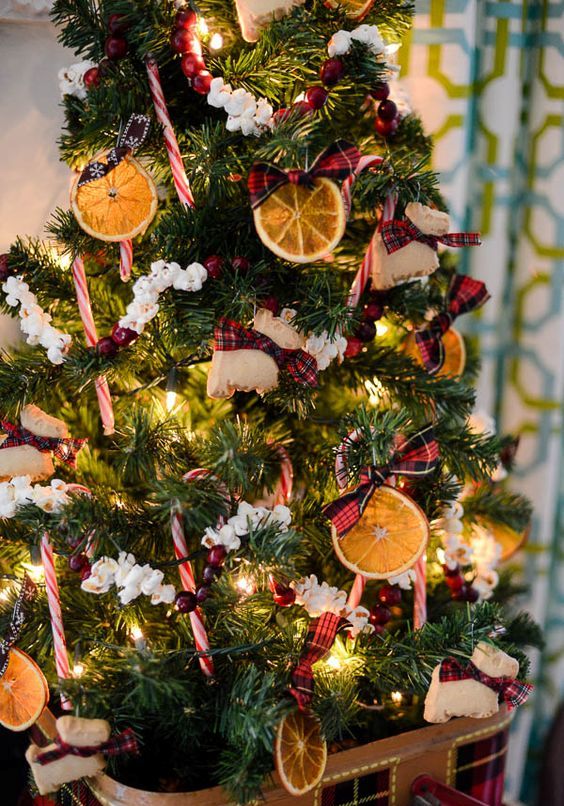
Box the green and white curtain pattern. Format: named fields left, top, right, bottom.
left=400, top=2, right=563, bottom=802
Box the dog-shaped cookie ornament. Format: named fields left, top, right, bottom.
left=0, top=405, right=74, bottom=482
left=207, top=308, right=309, bottom=398
left=234, top=0, right=306, bottom=42
left=424, top=642, right=521, bottom=723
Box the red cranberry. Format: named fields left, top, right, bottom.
left=320, top=58, right=345, bottom=87
left=96, top=336, right=119, bottom=358
left=97, top=58, right=114, bottom=78
left=175, top=590, right=197, bottom=613
left=175, top=8, right=197, bottom=29
left=80, top=566, right=92, bottom=581
left=171, top=28, right=197, bottom=54
left=369, top=603, right=392, bottom=626
left=202, top=565, right=220, bottom=584
left=108, top=13, right=129, bottom=36
left=203, top=255, right=224, bottom=279
left=192, top=70, right=212, bottom=95
left=371, top=624, right=386, bottom=636
left=195, top=584, right=210, bottom=604
left=344, top=337, right=363, bottom=358
left=262, top=296, right=279, bottom=315
left=231, top=256, right=250, bottom=273
left=356, top=319, right=376, bottom=343
left=377, top=99, right=398, bottom=121
left=273, top=589, right=296, bottom=607
left=272, top=108, right=291, bottom=125
left=364, top=301, right=383, bottom=322
left=111, top=324, right=138, bottom=347
left=207, top=545, right=227, bottom=567
left=445, top=574, right=465, bottom=592
left=452, top=584, right=479, bottom=603
left=378, top=584, right=402, bottom=606
left=83, top=67, right=100, bottom=90
left=0, top=254, right=11, bottom=281
left=293, top=100, right=314, bottom=117
left=69, top=553, right=88, bottom=572
left=181, top=52, right=205, bottom=79
left=370, top=83, right=389, bottom=101
left=375, top=116, right=399, bottom=138
left=305, top=86, right=329, bottom=110
left=104, top=36, right=128, bottom=61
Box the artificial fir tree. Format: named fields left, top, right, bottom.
left=0, top=0, right=542, bottom=802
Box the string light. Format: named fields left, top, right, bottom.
left=166, top=366, right=178, bottom=412
left=375, top=321, right=389, bottom=337
left=73, top=662, right=85, bottom=677
left=326, top=654, right=343, bottom=671
left=209, top=32, right=223, bottom=50
left=22, top=561, right=44, bottom=583
left=364, top=378, right=385, bottom=407
left=391, top=690, right=403, bottom=704
left=130, top=625, right=147, bottom=651
left=197, top=18, right=209, bottom=35
left=235, top=575, right=256, bottom=597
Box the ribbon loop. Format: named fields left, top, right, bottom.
left=439, top=657, right=533, bottom=711
left=78, top=113, right=151, bottom=187
left=36, top=727, right=139, bottom=765
left=214, top=318, right=318, bottom=388
left=289, top=611, right=342, bottom=710
left=380, top=220, right=481, bottom=255
left=0, top=421, right=86, bottom=468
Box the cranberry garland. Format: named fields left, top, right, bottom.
left=368, top=583, right=402, bottom=634
left=370, top=83, right=401, bottom=138
left=344, top=288, right=387, bottom=357
left=443, top=564, right=479, bottom=603
left=174, top=544, right=227, bottom=613
left=82, top=14, right=131, bottom=91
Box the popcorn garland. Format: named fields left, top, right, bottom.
left=2, top=276, right=71, bottom=365
left=58, top=61, right=96, bottom=101
left=291, top=575, right=373, bottom=639
left=201, top=501, right=292, bottom=553
left=280, top=308, right=347, bottom=372
left=81, top=551, right=176, bottom=606
left=327, top=24, right=388, bottom=58
left=0, top=476, right=71, bottom=518
left=207, top=78, right=274, bottom=137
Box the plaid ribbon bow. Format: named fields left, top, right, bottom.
left=439, top=657, right=533, bottom=711
left=0, top=574, right=36, bottom=678
left=0, top=421, right=87, bottom=468
left=380, top=219, right=481, bottom=255
left=78, top=113, right=151, bottom=187
left=289, top=611, right=342, bottom=710
left=248, top=140, right=361, bottom=209
left=214, top=318, right=318, bottom=387
left=323, top=424, right=439, bottom=539
left=36, top=727, right=139, bottom=765
left=415, top=274, right=491, bottom=375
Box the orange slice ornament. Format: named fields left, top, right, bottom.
left=0, top=647, right=48, bottom=731
left=275, top=710, right=327, bottom=796
left=325, top=0, right=375, bottom=19
left=404, top=327, right=466, bottom=378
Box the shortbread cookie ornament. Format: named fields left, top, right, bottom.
left=234, top=0, right=305, bottom=42
left=0, top=405, right=86, bottom=482
left=207, top=308, right=317, bottom=398
left=424, top=641, right=533, bottom=724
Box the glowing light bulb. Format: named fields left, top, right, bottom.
left=22, top=562, right=44, bottom=583
left=0, top=588, right=10, bottom=602
left=364, top=378, right=385, bottom=407
left=235, top=576, right=256, bottom=597
left=166, top=391, right=177, bottom=412
left=73, top=662, right=85, bottom=677
left=209, top=32, right=223, bottom=50
left=391, top=690, right=403, bottom=704
left=375, top=321, right=388, bottom=337
left=130, top=625, right=144, bottom=641
left=326, top=654, right=343, bottom=671
left=198, top=18, right=209, bottom=35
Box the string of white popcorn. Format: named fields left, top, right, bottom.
left=291, top=575, right=373, bottom=638
left=2, top=277, right=71, bottom=365
left=118, top=259, right=208, bottom=334
left=279, top=308, right=347, bottom=372
left=58, top=61, right=96, bottom=101
left=0, top=476, right=71, bottom=518
left=81, top=550, right=176, bottom=606
left=202, top=501, right=292, bottom=553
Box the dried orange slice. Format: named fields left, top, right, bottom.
left=404, top=327, right=466, bottom=378
left=332, top=486, right=429, bottom=579
left=0, top=647, right=48, bottom=731
left=253, top=177, right=346, bottom=264
left=325, top=0, right=375, bottom=19
left=275, top=710, right=327, bottom=796
left=71, top=151, right=158, bottom=242
left=478, top=519, right=530, bottom=562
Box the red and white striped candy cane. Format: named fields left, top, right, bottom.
left=145, top=57, right=195, bottom=209
left=347, top=573, right=366, bottom=610
left=413, top=553, right=427, bottom=629
left=40, top=532, right=72, bottom=710
left=272, top=444, right=293, bottom=506
left=72, top=256, right=115, bottom=436
left=347, top=190, right=397, bottom=309
left=119, top=239, right=133, bottom=282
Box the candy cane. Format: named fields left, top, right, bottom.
left=347, top=573, right=366, bottom=609
left=413, top=553, right=427, bottom=629
left=145, top=57, right=195, bottom=208
left=347, top=190, right=397, bottom=309
left=40, top=532, right=72, bottom=710
left=72, top=256, right=115, bottom=435
left=119, top=239, right=133, bottom=282
left=272, top=444, right=293, bottom=506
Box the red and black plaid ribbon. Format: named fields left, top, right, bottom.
left=415, top=274, right=490, bottom=375
left=248, top=140, right=361, bottom=209
left=78, top=114, right=151, bottom=187
left=380, top=219, right=481, bottom=255
left=323, top=424, right=438, bottom=539
left=439, top=657, right=533, bottom=711
left=0, top=421, right=86, bottom=468
left=35, top=727, right=139, bottom=765
left=0, top=574, right=36, bottom=678
left=289, top=611, right=342, bottom=710
left=214, top=318, right=318, bottom=387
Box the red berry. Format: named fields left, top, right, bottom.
left=202, top=565, right=220, bottom=584
left=273, top=589, right=296, bottom=607
left=97, top=58, right=114, bottom=77
left=83, top=67, right=100, bottom=90
left=370, top=83, right=389, bottom=101
left=203, top=255, right=224, bottom=279
left=175, top=590, right=197, bottom=613
left=378, top=584, right=402, bottom=606
left=374, top=116, right=399, bottom=138
left=356, top=319, right=376, bottom=343
left=69, top=553, right=88, bottom=572
left=371, top=624, right=386, bottom=636
left=364, top=301, right=383, bottom=322
left=195, top=584, right=210, bottom=604
left=443, top=563, right=460, bottom=578
left=262, top=296, right=279, bottom=315
left=320, top=57, right=345, bottom=87
left=111, top=324, right=138, bottom=347
left=344, top=337, right=363, bottom=358
left=171, top=28, right=197, bottom=54
left=272, top=108, right=291, bottom=126
left=369, top=603, right=392, bottom=626
left=293, top=100, right=314, bottom=117
left=207, top=545, right=227, bottom=567
left=96, top=336, right=119, bottom=358
left=231, top=256, right=250, bottom=273
left=445, top=574, right=465, bottom=592
left=104, top=36, right=128, bottom=61
left=452, top=583, right=479, bottom=603
left=80, top=566, right=92, bottom=581
left=175, top=8, right=197, bottom=29
left=377, top=99, right=398, bottom=121
left=108, top=13, right=129, bottom=36
left=192, top=70, right=212, bottom=95
left=305, top=86, right=329, bottom=110
left=0, top=254, right=11, bottom=281
left=181, top=51, right=205, bottom=79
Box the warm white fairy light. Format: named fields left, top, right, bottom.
left=130, top=625, right=147, bottom=651
left=22, top=561, right=44, bottom=583
left=375, top=321, right=389, bottom=337
left=166, top=391, right=178, bottom=412
left=326, top=654, right=343, bottom=671
left=364, top=378, right=385, bottom=407
left=198, top=18, right=209, bottom=35
left=235, top=575, right=256, bottom=597
left=391, top=690, right=403, bottom=704
left=209, top=32, right=223, bottom=50
left=73, top=662, right=85, bottom=677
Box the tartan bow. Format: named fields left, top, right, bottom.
left=289, top=611, right=342, bottom=710
left=78, top=113, right=151, bottom=187
left=214, top=318, right=318, bottom=387
left=439, top=657, right=533, bottom=711
left=323, top=425, right=438, bottom=539
left=248, top=140, right=361, bottom=209
left=0, top=574, right=36, bottom=678
left=415, top=274, right=490, bottom=375
left=36, top=727, right=139, bottom=765
left=0, top=421, right=86, bottom=468
left=380, top=219, right=481, bottom=255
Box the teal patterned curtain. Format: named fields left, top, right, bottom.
left=400, top=2, right=563, bottom=802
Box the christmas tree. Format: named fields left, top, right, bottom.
left=0, top=0, right=542, bottom=802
